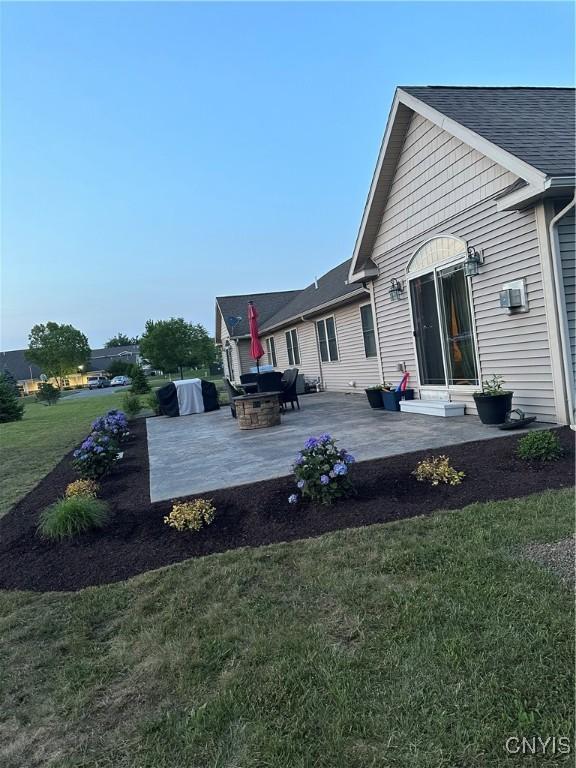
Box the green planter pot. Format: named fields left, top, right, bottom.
left=473, top=392, right=513, bottom=425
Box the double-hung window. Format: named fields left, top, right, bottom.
left=316, top=316, right=339, bottom=362
left=265, top=337, right=277, bottom=367
left=285, top=329, right=300, bottom=366
left=360, top=304, right=377, bottom=358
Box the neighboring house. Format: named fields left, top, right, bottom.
left=0, top=345, right=141, bottom=394
left=216, top=86, right=575, bottom=424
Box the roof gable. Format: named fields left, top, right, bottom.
left=216, top=290, right=301, bottom=339
left=350, top=85, right=575, bottom=279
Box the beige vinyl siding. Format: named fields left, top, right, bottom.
left=370, top=113, right=556, bottom=420
left=267, top=323, right=321, bottom=379
left=558, top=209, right=576, bottom=388
left=376, top=114, right=518, bottom=254
left=313, top=301, right=381, bottom=392
left=237, top=339, right=253, bottom=376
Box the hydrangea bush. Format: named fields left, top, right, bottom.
left=289, top=434, right=355, bottom=506
left=72, top=432, right=119, bottom=479
left=90, top=410, right=130, bottom=442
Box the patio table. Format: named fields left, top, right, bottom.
left=233, top=391, right=282, bottom=430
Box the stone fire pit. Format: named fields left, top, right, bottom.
left=233, top=392, right=281, bottom=430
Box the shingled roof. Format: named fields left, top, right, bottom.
left=401, top=86, right=575, bottom=177
left=216, top=290, right=301, bottom=338
left=261, top=259, right=366, bottom=332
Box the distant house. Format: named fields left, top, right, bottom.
left=216, top=86, right=575, bottom=424
left=0, top=345, right=141, bottom=394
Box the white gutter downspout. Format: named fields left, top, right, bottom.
left=549, top=196, right=576, bottom=428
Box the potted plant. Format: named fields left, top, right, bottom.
left=381, top=386, right=415, bottom=411
left=365, top=385, right=384, bottom=409
left=473, top=374, right=513, bottom=425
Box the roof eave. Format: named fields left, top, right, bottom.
left=261, top=288, right=369, bottom=334
left=496, top=175, right=576, bottom=211
left=349, top=87, right=550, bottom=278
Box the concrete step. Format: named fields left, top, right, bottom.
left=400, top=399, right=466, bottom=417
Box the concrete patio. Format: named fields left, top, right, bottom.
left=146, top=392, right=544, bottom=502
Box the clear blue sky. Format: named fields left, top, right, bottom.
left=2, top=1, right=574, bottom=350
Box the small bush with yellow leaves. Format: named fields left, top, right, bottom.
left=412, top=455, right=465, bottom=486
left=164, top=498, right=216, bottom=532
left=65, top=479, right=100, bottom=499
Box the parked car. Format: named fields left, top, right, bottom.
left=87, top=376, right=111, bottom=390
left=110, top=375, right=132, bottom=387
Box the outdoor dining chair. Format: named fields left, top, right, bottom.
left=280, top=368, right=300, bottom=410
left=223, top=378, right=244, bottom=418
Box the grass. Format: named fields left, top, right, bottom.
left=37, top=496, right=110, bottom=540
left=0, top=489, right=573, bottom=767
left=0, top=395, right=125, bottom=518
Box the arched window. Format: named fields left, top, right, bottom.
left=407, top=236, right=467, bottom=274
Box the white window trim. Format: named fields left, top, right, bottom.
left=285, top=328, right=301, bottom=367
left=359, top=302, right=377, bottom=359
left=265, top=336, right=277, bottom=368
left=315, top=315, right=340, bottom=363
left=406, top=239, right=481, bottom=391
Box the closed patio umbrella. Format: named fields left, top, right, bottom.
left=248, top=301, right=265, bottom=373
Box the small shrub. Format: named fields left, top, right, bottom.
left=290, top=434, right=355, bottom=506
left=72, top=432, right=119, bottom=479
left=146, top=391, right=161, bottom=415
left=480, top=374, right=511, bottom=396
left=36, top=382, right=61, bottom=405
left=412, top=455, right=465, bottom=486
left=65, top=479, right=99, bottom=499
left=517, top=430, right=563, bottom=462
left=164, top=498, right=216, bottom=532
left=122, top=392, right=142, bottom=419
left=91, top=410, right=130, bottom=441
left=130, top=366, right=150, bottom=394
left=0, top=374, right=24, bottom=423
left=38, top=496, right=109, bottom=540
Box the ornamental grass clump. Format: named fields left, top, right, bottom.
left=72, top=432, right=119, bottom=479
left=412, top=455, right=465, bottom=487
left=164, top=499, right=216, bottom=532
left=38, top=497, right=109, bottom=540
left=65, top=479, right=99, bottom=499
left=517, top=430, right=563, bottom=462
left=289, top=434, right=355, bottom=506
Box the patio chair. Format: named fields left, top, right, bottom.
left=257, top=371, right=284, bottom=393
left=240, top=373, right=259, bottom=394
left=223, top=378, right=243, bottom=418
left=280, top=368, right=300, bottom=410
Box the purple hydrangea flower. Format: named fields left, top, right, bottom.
left=333, top=462, right=347, bottom=476
left=297, top=479, right=305, bottom=489
left=320, top=475, right=330, bottom=485
left=295, top=454, right=305, bottom=466
left=304, top=437, right=318, bottom=450
left=343, top=453, right=356, bottom=464
left=318, top=433, right=332, bottom=443
left=288, top=494, right=299, bottom=504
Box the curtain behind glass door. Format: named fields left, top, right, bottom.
left=438, top=266, right=478, bottom=385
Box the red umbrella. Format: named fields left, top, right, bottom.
left=248, top=301, right=265, bottom=373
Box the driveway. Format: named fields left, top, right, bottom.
left=146, top=392, right=544, bottom=502
left=64, top=386, right=129, bottom=401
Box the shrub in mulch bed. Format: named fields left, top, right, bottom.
left=0, top=421, right=573, bottom=593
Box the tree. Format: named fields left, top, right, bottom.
left=106, top=359, right=133, bottom=377
left=105, top=333, right=139, bottom=348
left=0, top=374, right=24, bottom=423
left=129, top=366, right=150, bottom=394
left=1, top=369, right=19, bottom=395
left=36, top=382, right=61, bottom=406
left=26, top=322, right=90, bottom=389
left=139, top=319, right=216, bottom=379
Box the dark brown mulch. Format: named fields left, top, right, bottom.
left=0, top=421, right=573, bottom=593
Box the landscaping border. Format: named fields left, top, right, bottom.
left=0, top=421, right=573, bottom=592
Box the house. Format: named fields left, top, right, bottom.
left=0, top=345, right=141, bottom=394
left=215, top=86, right=575, bottom=424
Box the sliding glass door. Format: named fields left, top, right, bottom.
left=409, top=264, right=478, bottom=387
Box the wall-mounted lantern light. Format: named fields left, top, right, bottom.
left=463, top=246, right=483, bottom=277
left=389, top=278, right=404, bottom=302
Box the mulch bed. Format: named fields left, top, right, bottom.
left=0, top=421, right=573, bottom=593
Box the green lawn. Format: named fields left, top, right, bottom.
left=0, top=396, right=128, bottom=517
left=0, top=489, right=573, bottom=768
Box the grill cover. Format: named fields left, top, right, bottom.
left=156, top=378, right=220, bottom=417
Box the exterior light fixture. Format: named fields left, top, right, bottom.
left=463, top=246, right=483, bottom=277
left=389, top=278, right=404, bottom=302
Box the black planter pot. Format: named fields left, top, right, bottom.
left=365, top=389, right=384, bottom=409
left=473, top=392, right=513, bottom=425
